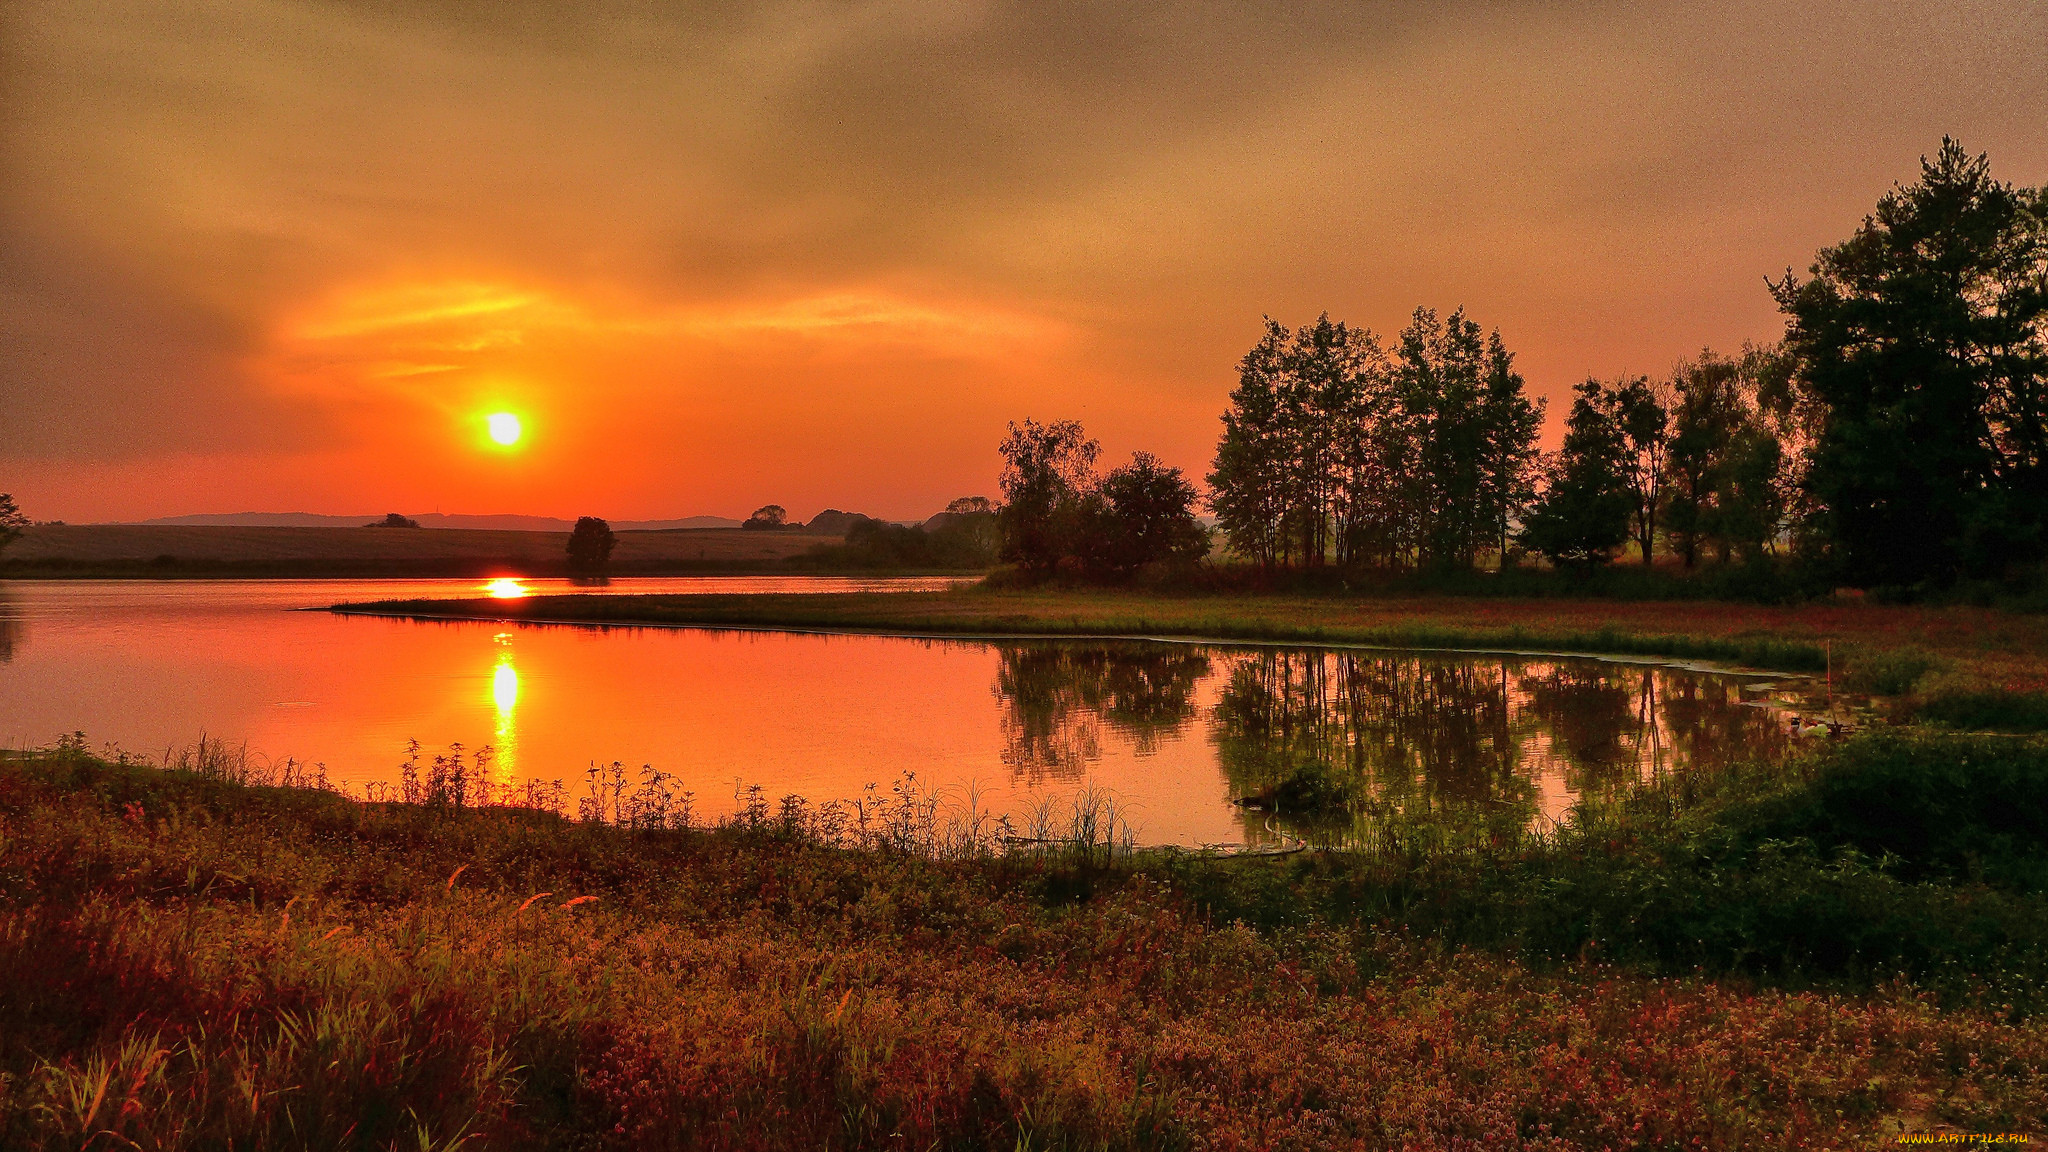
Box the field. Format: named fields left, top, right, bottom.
left=0, top=525, right=857, bottom=578
left=5, top=733, right=2048, bottom=1148
left=337, top=586, right=2048, bottom=692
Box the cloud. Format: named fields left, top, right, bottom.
left=2, top=0, right=2044, bottom=518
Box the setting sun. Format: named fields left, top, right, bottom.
left=486, top=412, right=523, bottom=446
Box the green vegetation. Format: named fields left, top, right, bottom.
left=0, top=493, right=25, bottom=557
left=1188, top=732, right=2048, bottom=1014
left=995, top=421, right=1210, bottom=580
left=1210, top=309, right=1542, bottom=571
left=338, top=589, right=1838, bottom=672
left=1915, top=690, right=2048, bottom=733
left=1777, top=140, right=2048, bottom=587
left=6, top=731, right=2048, bottom=1147
left=790, top=508, right=998, bottom=570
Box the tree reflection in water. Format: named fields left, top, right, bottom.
left=993, top=643, right=1209, bottom=782
left=990, top=641, right=1794, bottom=838
left=0, top=593, right=19, bottom=664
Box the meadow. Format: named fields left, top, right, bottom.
left=4, top=729, right=2047, bottom=1148
left=0, top=525, right=854, bottom=578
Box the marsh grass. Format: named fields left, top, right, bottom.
left=347, top=593, right=1839, bottom=674
left=6, top=732, right=2048, bottom=1147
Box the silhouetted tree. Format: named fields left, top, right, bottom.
left=997, top=419, right=1099, bottom=575
left=566, top=516, right=616, bottom=568
left=1662, top=352, right=1750, bottom=568
left=1095, top=452, right=1211, bottom=576
left=366, top=512, right=420, bottom=528
left=1712, top=423, right=1787, bottom=561
left=931, top=497, right=1000, bottom=561
left=1520, top=380, right=1633, bottom=567
left=743, top=505, right=787, bottom=530
left=0, top=494, right=25, bottom=555
left=1658, top=346, right=1800, bottom=567
left=1606, top=376, right=1669, bottom=567
left=1479, top=334, right=1547, bottom=567
left=1773, top=139, right=2048, bottom=585
left=1209, top=309, right=1541, bottom=572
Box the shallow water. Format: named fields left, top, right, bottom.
left=0, top=578, right=1829, bottom=846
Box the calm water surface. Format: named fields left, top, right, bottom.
left=0, top=578, right=1825, bottom=846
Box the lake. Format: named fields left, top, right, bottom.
left=0, top=578, right=1829, bottom=846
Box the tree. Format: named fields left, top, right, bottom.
left=1710, top=424, right=1787, bottom=561
left=934, top=496, right=1000, bottom=560
left=1520, top=380, right=1633, bottom=568
left=566, top=516, right=616, bottom=568
left=366, top=512, right=420, bottom=528
left=1477, top=331, right=1546, bottom=567
left=0, top=494, right=27, bottom=555
left=1208, top=331, right=1293, bottom=568
left=1209, top=309, right=1541, bottom=573
left=1773, top=138, right=2048, bottom=585
left=1606, top=376, right=1669, bottom=567
left=743, top=505, right=787, bottom=530
left=1662, top=352, right=1749, bottom=568
left=1209, top=317, right=1377, bottom=568
left=1395, top=308, right=1494, bottom=569
left=997, top=419, right=1099, bottom=575
left=1095, top=452, right=1211, bottom=577
left=1659, top=347, right=1796, bottom=567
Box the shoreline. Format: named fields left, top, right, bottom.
left=318, top=588, right=2048, bottom=692
left=330, top=603, right=1803, bottom=678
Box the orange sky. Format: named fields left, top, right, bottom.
left=3, top=0, right=2045, bottom=524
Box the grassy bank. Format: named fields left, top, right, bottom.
left=337, top=586, right=2048, bottom=689
left=5, top=735, right=2048, bottom=1147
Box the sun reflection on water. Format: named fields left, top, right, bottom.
left=484, top=578, right=527, bottom=599
left=491, top=634, right=518, bottom=775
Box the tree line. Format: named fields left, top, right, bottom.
left=993, top=420, right=1211, bottom=581
left=1205, top=139, right=2046, bottom=589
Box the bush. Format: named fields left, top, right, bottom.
left=1172, top=731, right=2048, bottom=1012
left=1915, top=690, right=2048, bottom=733
left=1840, top=647, right=1939, bottom=694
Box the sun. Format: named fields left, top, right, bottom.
left=486, top=412, right=523, bottom=446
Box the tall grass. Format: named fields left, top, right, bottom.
left=347, top=594, right=1836, bottom=673
left=6, top=734, right=2048, bottom=1146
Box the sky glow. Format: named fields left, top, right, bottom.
left=2, top=1, right=2043, bottom=523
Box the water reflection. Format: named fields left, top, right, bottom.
left=994, top=643, right=1795, bottom=839
left=994, top=644, right=1210, bottom=781
left=0, top=578, right=1821, bottom=847
left=491, top=633, right=519, bottom=775
left=0, top=591, right=19, bottom=664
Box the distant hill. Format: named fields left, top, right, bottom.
left=134, top=512, right=743, bottom=531
left=803, top=509, right=882, bottom=536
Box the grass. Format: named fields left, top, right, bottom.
left=5, top=731, right=2048, bottom=1146
left=336, top=584, right=2048, bottom=689
left=1913, top=690, right=2048, bottom=733
left=0, top=525, right=888, bottom=578
left=1185, top=731, right=2048, bottom=1015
